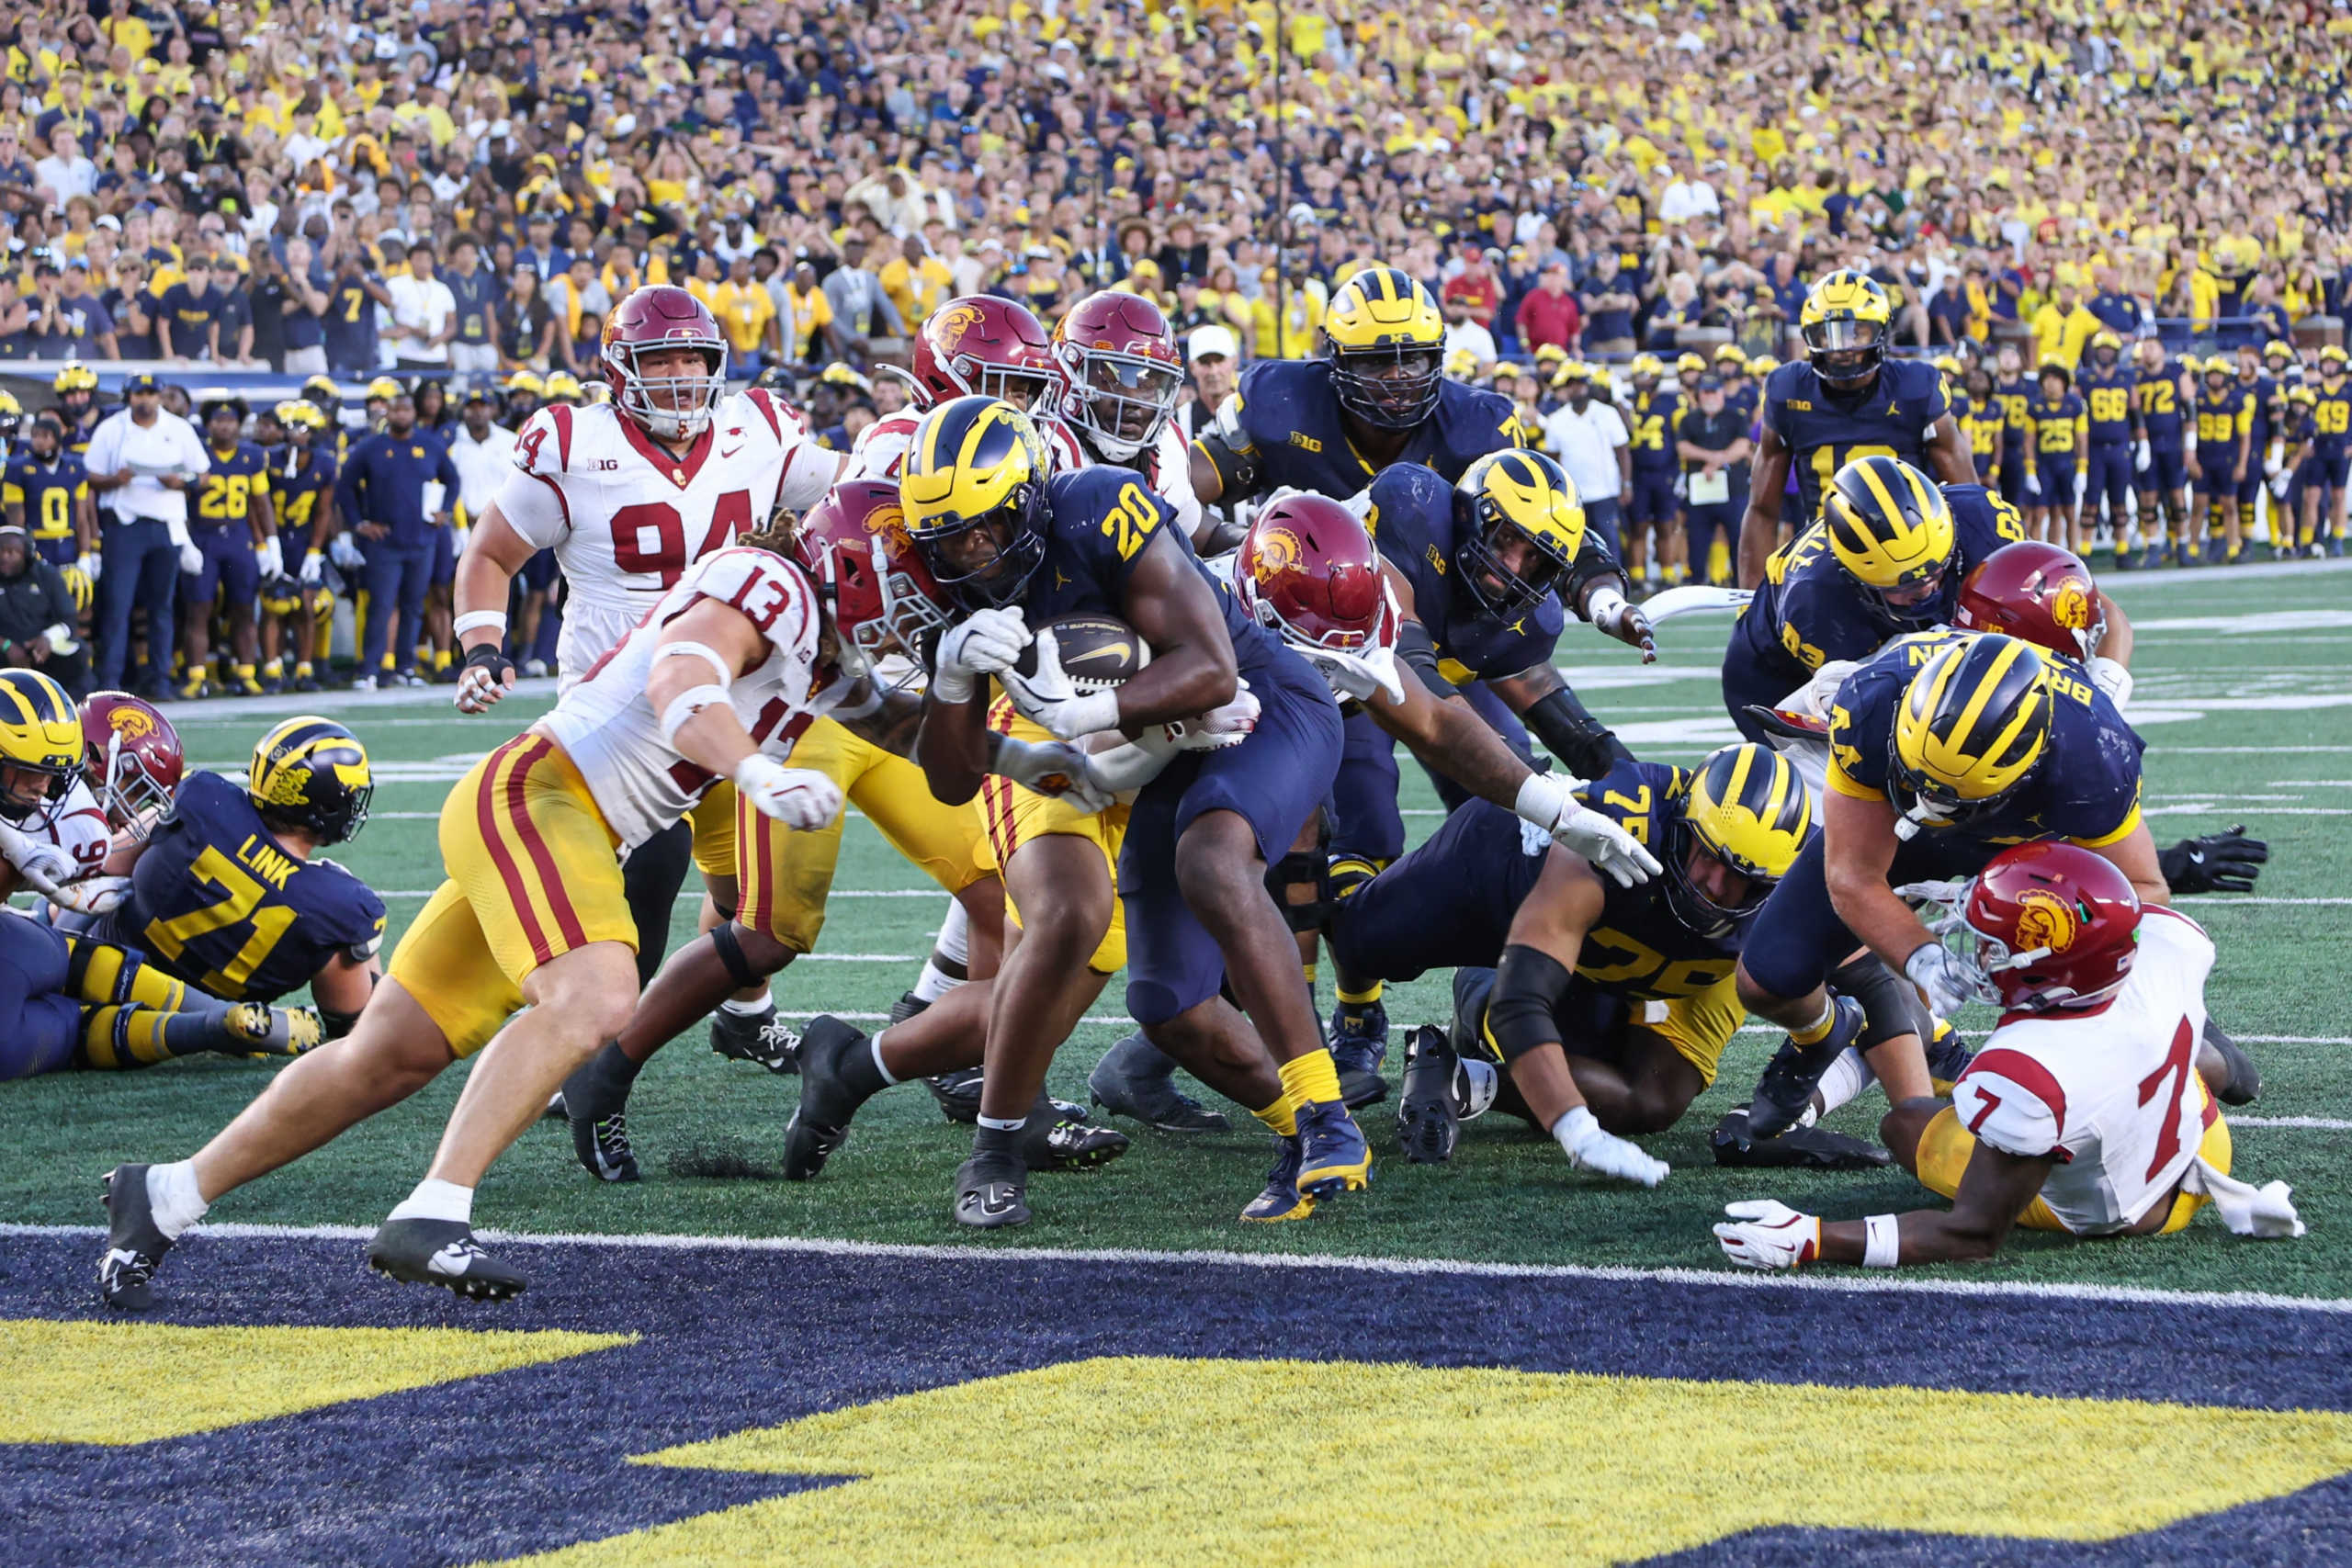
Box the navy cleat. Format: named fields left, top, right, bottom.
left=1395, top=1025, right=1461, bottom=1165
left=366, top=1219, right=526, bottom=1301
left=925, top=1066, right=985, bottom=1123
left=98, top=1164, right=172, bottom=1312
left=954, top=1154, right=1030, bottom=1228
left=1294, top=1097, right=1373, bottom=1198
left=710, top=1006, right=798, bottom=1073
left=1239, top=1135, right=1315, bottom=1223
left=1924, top=1016, right=1976, bottom=1096
left=571, top=1110, right=639, bottom=1184
left=1329, top=997, right=1391, bottom=1108
left=1088, top=1032, right=1229, bottom=1133
left=1748, top=995, right=1866, bottom=1138
left=783, top=1015, right=880, bottom=1180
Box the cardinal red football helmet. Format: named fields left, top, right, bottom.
left=1963, top=840, right=2142, bottom=1012
left=601, top=285, right=729, bottom=441
left=1053, top=289, right=1185, bottom=462
left=1954, top=541, right=2105, bottom=662
left=80, top=690, right=182, bottom=837
left=791, top=479, right=954, bottom=680
left=910, top=296, right=1061, bottom=413
left=1234, top=495, right=1394, bottom=655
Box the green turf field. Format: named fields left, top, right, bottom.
left=4, top=563, right=2346, bottom=1296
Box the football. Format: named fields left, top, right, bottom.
left=1013, top=613, right=1151, bottom=693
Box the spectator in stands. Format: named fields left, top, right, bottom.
left=1515, top=262, right=1582, bottom=357
left=1579, top=251, right=1641, bottom=357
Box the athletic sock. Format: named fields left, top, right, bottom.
left=910, top=955, right=964, bottom=1005
left=1251, top=1095, right=1298, bottom=1137
left=79, top=1004, right=244, bottom=1067
left=1787, top=998, right=1838, bottom=1047
left=67, top=939, right=188, bottom=1011
left=147, top=1160, right=209, bottom=1240
left=1337, top=980, right=1383, bottom=1009
left=868, top=1035, right=899, bottom=1088
left=294, top=661, right=314, bottom=679
left=1278, top=1047, right=1343, bottom=1109
left=564, top=1041, right=643, bottom=1119
left=971, top=1119, right=1024, bottom=1169
left=1301, top=961, right=1318, bottom=987
left=837, top=1035, right=892, bottom=1100
left=386, top=1178, right=474, bottom=1226
left=1815, top=1046, right=1877, bottom=1117
left=719, top=993, right=775, bottom=1016
left=433, top=649, right=453, bottom=672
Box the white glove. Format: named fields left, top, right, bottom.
left=1797, top=658, right=1861, bottom=719
left=732, top=755, right=843, bottom=830
left=1300, top=641, right=1406, bottom=706
left=330, top=533, right=367, bottom=571
left=2270, top=469, right=2294, bottom=500
left=1713, top=1200, right=1823, bottom=1269
left=454, top=523, right=471, bottom=554
left=932, top=606, right=1029, bottom=704
left=1553, top=1105, right=1669, bottom=1187
left=1905, top=940, right=1992, bottom=1017
left=2023, top=472, right=2041, bottom=498
left=1584, top=584, right=1658, bottom=662
left=2134, top=438, right=2152, bottom=473
left=40, top=624, right=75, bottom=656
left=76, top=550, right=100, bottom=583
left=1080, top=733, right=1179, bottom=795
left=300, top=549, right=325, bottom=584
left=1514, top=773, right=1663, bottom=886
left=990, top=735, right=1114, bottom=813
left=178, top=541, right=205, bottom=575
left=1000, top=626, right=1123, bottom=739
left=2086, top=654, right=2132, bottom=712
left=49, top=874, right=132, bottom=915
left=1163, top=678, right=1259, bottom=750
left=255, top=536, right=284, bottom=579
left=0, top=821, right=74, bottom=896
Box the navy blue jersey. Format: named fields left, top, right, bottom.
left=1762, top=356, right=1949, bottom=523
left=1625, top=388, right=1683, bottom=474
left=2241, top=374, right=2278, bottom=454
left=1023, top=467, right=1284, bottom=679
left=1566, top=759, right=1752, bottom=998
left=2312, top=379, right=2352, bottom=463
left=1741, top=482, right=2026, bottom=677
left=193, top=441, right=271, bottom=533
left=94, top=771, right=387, bottom=1003
left=4, top=450, right=87, bottom=565
left=2027, top=394, right=2086, bottom=462
left=269, top=446, right=339, bottom=545
left=2079, top=364, right=2139, bottom=445
left=1364, top=462, right=1570, bottom=683
left=2138, top=363, right=2189, bottom=449
left=1826, top=638, right=2143, bottom=867
left=1990, top=376, right=2032, bottom=457
left=1220, top=359, right=1521, bottom=499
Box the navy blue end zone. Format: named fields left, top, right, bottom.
left=4, top=1228, right=2352, bottom=1567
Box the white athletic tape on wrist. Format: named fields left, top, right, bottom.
left=1862, top=1212, right=1901, bottom=1269
left=650, top=639, right=735, bottom=687
left=1585, top=586, right=1629, bottom=627
left=453, top=610, right=508, bottom=636
left=659, top=684, right=735, bottom=746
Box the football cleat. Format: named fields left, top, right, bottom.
left=98, top=1164, right=172, bottom=1312
left=572, top=1111, right=639, bottom=1184
left=291, top=672, right=322, bottom=694
left=367, top=1219, right=526, bottom=1301
left=1023, top=1110, right=1131, bottom=1172
left=2203, top=1019, right=2261, bottom=1107
left=1924, top=1017, right=1975, bottom=1096
left=710, top=1005, right=798, bottom=1074
left=1748, top=995, right=1866, bottom=1138
left=783, top=1014, right=878, bottom=1180
left=1329, top=998, right=1390, bottom=1108
left=1395, top=1026, right=1460, bottom=1165
left=924, top=1066, right=985, bottom=1123
left=561, top=1044, right=642, bottom=1183
left=1710, top=1110, right=1891, bottom=1169
left=1239, top=1136, right=1316, bottom=1223
left=954, top=1155, right=1031, bottom=1228
left=1294, top=1098, right=1373, bottom=1197
left=1087, top=1032, right=1230, bottom=1133
left=221, top=1002, right=326, bottom=1057
left=886, top=989, right=930, bottom=1026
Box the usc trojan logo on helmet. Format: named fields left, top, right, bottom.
left=2013, top=889, right=2079, bottom=954
left=1250, top=526, right=1303, bottom=585
left=932, top=302, right=987, bottom=343
left=2050, top=579, right=2095, bottom=632
left=109, top=705, right=159, bottom=740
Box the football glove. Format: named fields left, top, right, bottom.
left=2023, top=471, right=2041, bottom=498
left=1553, top=1106, right=1669, bottom=1187
left=1713, top=1200, right=1823, bottom=1269
left=300, top=548, right=325, bottom=584
left=733, top=756, right=843, bottom=830
left=931, top=607, right=1028, bottom=704
left=455, top=643, right=517, bottom=715
left=0, top=821, right=74, bottom=896
left=76, top=550, right=100, bottom=583
left=49, top=874, right=131, bottom=916
left=329, top=533, right=368, bottom=571
left=991, top=734, right=1116, bottom=814
left=2134, top=438, right=2152, bottom=473
left=1584, top=585, right=1659, bottom=663
left=1301, top=642, right=1406, bottom=706
left=1000, top=626, right=1122, bottom=739
left=1513, top=773, right=1663, bottom=887
left=1905, top=940, right=1992, bottom=1018
left=2160, top=826, right=2268, bottom=895
left=255, top=536, right=284, bottom=579
left=1163, top=678, right=1259, bottom=750
left=178, top=541, right=205, bottom=575
left=2271, top=468, right=2294, bottom=500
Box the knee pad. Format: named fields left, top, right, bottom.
left=1263, top=812, right=1333, bottom=934
left=1831, top=953, right=1930, bottom=1049
left=1327, top=854, right=1381, bottom=907
left=710, top=922, right=759, bottom=989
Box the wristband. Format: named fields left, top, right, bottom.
left=1584, top=584, right=1628, bottom=627
left=1862, top=1213, right=1901, bottom=1269
left=1512, top=771, right=1569, bottom=827
left=453, top=610, right=508, bottom=637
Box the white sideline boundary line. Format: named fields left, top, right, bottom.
left=3, top=1219, right=2346, bottom=1315
left=2234, top=1117, right=2352, bottom=1131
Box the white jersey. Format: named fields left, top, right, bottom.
left=537, top=547, right=844, bottom=849
left=842, top=410, right=922, bottom=484
left=493, top=390, right=838, bottom=693
left=21, top=778, right=113, bottom=885
left=1043, top=417, right=1203, bottom=544
left=1950, top=907, right=2218, bottom=1235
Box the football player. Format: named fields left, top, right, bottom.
left=842, top=295, right=1064, bottom=484
left=1329, top=744, right=1806, bottom=1177
left=264, top=401, right=339, bottom=693
left=448, top=286, right=845, bottom=995
left=1622, top=355, right=1683, bottom=588
left=1957, top=367, right=2007, bottom=489
left=1715, top=842, right=2292, bottom=1272
left=52, top=363, right=104, bottom=454
left=1044, top=290, right=1207, bottom=547
left=181, top=399, right=280, bottom=699
left=2076, top=333, right=2141, bottom=558
left=2020, top=361, right=2086, bottom=551
left=1736, top=271, right=1973, bottom=589
left=96, top=511, right=994, bottom=1306
left=2130, top=340, right=2194, bottom=570
left=4, top=413, right=92, bottom=604
left=1733, top=632, right=2167, bottom=1143
left=896, top=396, right=1354, bottom=1228
left=2300, top=346, right=2349, bottom=558
left=1189, top=266, right=1521, bottom=511
left=2187, top=355, right=2253, bottom=564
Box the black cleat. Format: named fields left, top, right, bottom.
left=1396, top=1026, right=1461, bottom=1165
left=1711, top=1110, right=1891, bottom=1169
left=954, top=1155, right=1030, bottom=1228
left=571, top=1111, right=639, bottom=1183
left=1749, top=996, right=1865, bottom=1138
left=366, top=1219, right=526, bottom=1301
left=783, top=1015, right=878, bottom=1179
left=98, top=1165, right=171, bottom=1312
left=1087, top=1032, right=1230, bottom=1133
left=710, top=1006, right=799, bottom=1073
left=924, top=1066, right=985, bottom=1123
left=1021, top=1089, right=1131, bottom=1172
left=562, top=1043, right=642, bottom=1183
left=886, top=989, right=931, bottom=1026
left=2203, top=1019, right=2262, bottom=1107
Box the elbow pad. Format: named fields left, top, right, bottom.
left=1522, top=686, right=1629, bottom=783
left=1487, top=943, right=1577, bottom=1063
left=1194, top=432, right=1261, bottom=502
left=1396, top=620, right=1456, bottom=699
